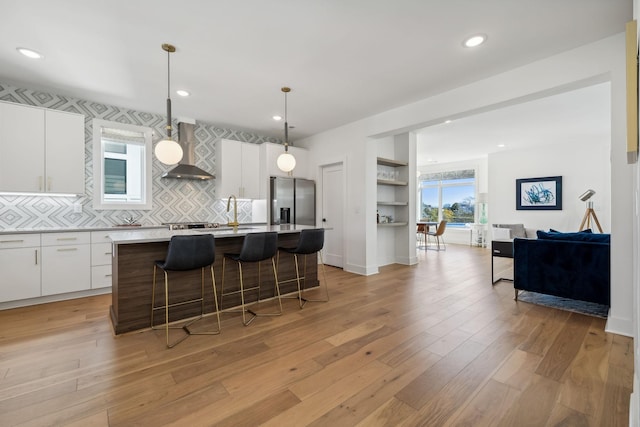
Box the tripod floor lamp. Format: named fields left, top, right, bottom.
left=578, top=189, right=603, bottom=233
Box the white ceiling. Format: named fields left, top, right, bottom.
left=0, top=0, right=631, bottom=141
left=415, top=82, right=612, bottom=166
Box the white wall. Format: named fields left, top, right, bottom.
left=297, top=33, right=633, bottom=337
left=629, top=2, right=639, bottom=425
left=488, top=139, right=610, bottom=233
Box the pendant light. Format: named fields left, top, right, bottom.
left=276, top=87, right=296, bottom=172
left=154, top=43, right=184, bottom=165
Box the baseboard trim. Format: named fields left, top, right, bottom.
left=630, top=387, right=638, bottom=427
left=345, top=263, right=377, bottom=276
left=605, top=313, right=633, bottom=337
left=0, top=287, right=112, bottom=311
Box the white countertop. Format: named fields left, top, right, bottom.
left=108, top=224, right=318, bottom=244
left=0, top=224, right=167, bottom=235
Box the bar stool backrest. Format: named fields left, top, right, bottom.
left=159, top=234, right=216, bottom=271
left=238, top=232, right=278, bottom=262
left=293, top=228, right=324, bottom=254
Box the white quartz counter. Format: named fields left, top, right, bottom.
left=108, top=224, right=318, bottom=244
left=0, top=225, right=167, bottom=235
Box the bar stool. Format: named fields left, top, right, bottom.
left=151, top=234, right=221, bottom=348
left=278, top=228, right=329, bottom=308
left=221, top=232, right=282, bottom=326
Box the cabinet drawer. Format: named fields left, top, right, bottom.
left=0, top=233, right=40, bottom=249
left=90, top=231, right=113, bottom=244
left=42, top=232, right=90, bottom=246
left=41, top=245, right=90, bottom=295
left=91, top=265, right=112, bottom=289
left=91, top=242, right=113, bottom=266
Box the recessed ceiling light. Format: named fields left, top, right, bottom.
left=176, top=90, right=190, bottom=97
left=17, top=47, right=44, bottom=59
left=273, top=115, right=282, bottom=121
left=463, top=34, right=487, bottom=48
left=497, top=144, right=505, bottom=148
left=444, top=119, right=452, bottom=124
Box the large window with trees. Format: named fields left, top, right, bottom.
left=418, top=169, right=475, bottom=226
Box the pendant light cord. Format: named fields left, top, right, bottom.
left=284, top=89, right=289, bottom=151
left=165, top=47, right=172, bottom=138
left=167, top=48, right=171, bottom=99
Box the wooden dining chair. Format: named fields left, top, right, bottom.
left=427, top=220, right=447, bottom=251
left=416, top=223, right=428, bottom=246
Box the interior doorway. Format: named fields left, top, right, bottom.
left=321, top=162, right=344, bottom=268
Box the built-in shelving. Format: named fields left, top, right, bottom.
left=376, top=156, right=408, bottom=228
left=377, top=179, right=408, bottom=186
left=377, top=157, right=408, bottom=167
left=377, top=201, right=408, bottom=206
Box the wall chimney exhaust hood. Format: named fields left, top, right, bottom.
left=161, top=121, right=214, bottom=180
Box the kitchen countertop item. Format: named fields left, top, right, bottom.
left=108, top=224, right=317, bottom=245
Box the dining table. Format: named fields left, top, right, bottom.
left=417, top=221, right=438, bottom=249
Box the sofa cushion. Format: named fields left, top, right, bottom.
left=495, top=223, right=527, bottom=238
left=492, top=227, right=512, bottom=240
left=536, top=230, right=610, bottom=243
left=549, top=228, right=592, bottom=234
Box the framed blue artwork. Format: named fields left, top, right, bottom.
left=516, top=176, right=562, bottom=210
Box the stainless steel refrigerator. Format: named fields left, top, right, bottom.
left=270, top=177, right=316, bottom=225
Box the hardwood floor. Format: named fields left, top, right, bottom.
left=0, top=244, right=633, bottom=426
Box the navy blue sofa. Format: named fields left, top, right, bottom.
left=513, top=230, right=610, bottom=306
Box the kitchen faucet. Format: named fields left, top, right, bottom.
left=226, top=195, right=239, bottom=227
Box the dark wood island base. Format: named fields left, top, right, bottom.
left=109, top=230, right=318, bottom=334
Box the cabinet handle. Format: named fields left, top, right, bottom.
left=35, top=249, right=38, bottom=265
left=0, top=239, right=24, bottom=244
left=105, top=274, right=112, bottom=277
left=57, top=248, right=78, bottom=252
left=57, top=237, right=78, bottom=241
left=47, top=176, right=52, bottom=192
left=104, top=252, right=112, bottom=255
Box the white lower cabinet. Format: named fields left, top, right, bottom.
left=90, top=231, right=113, bottom=289
left=0, top=234, right=41, bottom=302
left=41, top=232, right=91, bottom=296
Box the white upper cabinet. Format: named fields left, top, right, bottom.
left=45, top=110, right=85, bottom=194
left=264, top=142, right=309, bottom=179
left=0, top=102, right=45, bottom=192
left=0, top=102, right=85, bottom=194
left=216, top=139, right=262, bottom=199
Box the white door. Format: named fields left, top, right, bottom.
left=321, top=163, right=344, bottom=268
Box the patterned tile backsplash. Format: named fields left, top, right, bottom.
left=0, top=82, right=280, bottom=229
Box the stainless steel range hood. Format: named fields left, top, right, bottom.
left=161, top=121, right=214, bottom=180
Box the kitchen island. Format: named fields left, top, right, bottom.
left=108, top=225, right=319, bottom=334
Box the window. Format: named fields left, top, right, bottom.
left=418, top=169, right=475, bottom=226
left=92, top=119, right=152, bottom=210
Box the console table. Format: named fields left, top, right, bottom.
left=491, top=239, right=514, bottom=284
left=468, top=223, right=488, bottom=247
